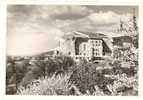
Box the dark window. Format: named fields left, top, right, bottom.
left=68, top=52, right=71, bottom=55
left=96, top=53, right=98, bottom=56
left=56, top=51, right=59, bottom=55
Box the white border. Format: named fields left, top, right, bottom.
left=5, top=1, right=143, bottom=5
left=0, top=1, right=143, bottom=100
left=138, top=4, right=143, bottom=98
left=0, top=0, right=6, bottom=97
left=5, top=0, right=143, bottom=4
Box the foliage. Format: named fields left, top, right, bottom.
left=6, top=51, right=138, bottom=96
left=69, top=59, right=114, bottom=94
left=17, top=73, right=72, bottom=95
left=16, top=72, right=138, bottom=96
left=6, top=55, right=75, bottom=94
left=105, top=73, right=138, bottom=96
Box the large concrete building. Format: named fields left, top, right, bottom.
left=55, top=31, right=113, bottom=61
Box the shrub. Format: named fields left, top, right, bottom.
left=33, top=55, right=75, bottom=77
left=16, top=73, right=108, bottom=96
left=69, top=59, right=114, bottom=94
left=17, top=73, right=72, bottom=95
left=105, top=73, right=138, bottom=96
left=54, top=55, right=76, bottom=72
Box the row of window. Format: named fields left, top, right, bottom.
left=79, top=52, right=102, bottom=56
left=90, top=40, right=102, bottom=43
left=91, top=43, right=101, bottom=46
left=93, top=51, right=102, bottom=56
left=75, top=57, right=91, bottom=60
left=94, top=53, right=101, bottom=56
left=79, top=53, right=86, bottom=55
left=82, top=43, right=102, bottom=51
left=78, top=53, right=101, bottom=56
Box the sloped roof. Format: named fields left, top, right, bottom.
left=63, top=31, right=108, bottom=39
left=77, top=31, right=107, bottom=38
left=103, top=38, right=113, bottom=51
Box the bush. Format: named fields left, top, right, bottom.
left=17, top=73, right=108, bottom=96
left=32, top=55, right=75, bottom=77
left=18, top=55, right=75, bottom=88
left=17, top=73, right=72, bottom=95
left=69, top=59, right=114, bottom=94
left=105, top=73, right=138, bottom=96
left=53, top=56, right=76, bottom=72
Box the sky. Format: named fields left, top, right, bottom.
left=7, top=5, right=138, bottom=56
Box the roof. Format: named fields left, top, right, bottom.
left=77, top=31, right=107, bottom=38
left=63, top=31, right=108, bottom=39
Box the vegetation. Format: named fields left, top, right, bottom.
left=17, top=73, right=72, bottom=95
left=6, top=55, right=75, bottom=94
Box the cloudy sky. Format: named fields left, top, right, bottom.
left=7, top=5, right=138, bottom=56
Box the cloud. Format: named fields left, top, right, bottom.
left=60, top=11, right=132, bottom=33
left=48, top=6, right=93, bottom=20
left=88, top=11, right=120, bottom=25
left=7, top=5, right=92, bottom=36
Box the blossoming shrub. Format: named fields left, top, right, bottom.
left=105, top=73, right=138, bottom=96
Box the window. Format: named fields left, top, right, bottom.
left=93, top=44, right=94, bottom=47
left=96, top=53, right=98, bottom=56
left=56, top=51, right=59, bottom=55
left=68, top=52, right=71, bottom=55
left=83, top=44, right=86, bottom=51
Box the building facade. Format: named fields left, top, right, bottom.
left=56, top=31, right=113, bottom=61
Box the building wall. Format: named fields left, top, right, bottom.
left=78, top=38, right=103, bottom=57
left=79, top=39, right=103, bottom=57
left=88, top=39, right=103, bottom=57
left=64, top=37, right=76, bottom=56
left=62, top=36, right=111, bottom=59
left=79, top=42, right=90, bottom=56
left=75, top=37, right=88, bottom=55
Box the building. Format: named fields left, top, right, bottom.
left=56, top=31, right=113, bottom=61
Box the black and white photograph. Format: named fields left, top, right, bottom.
left=6, top=5, right=138, bottom=96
